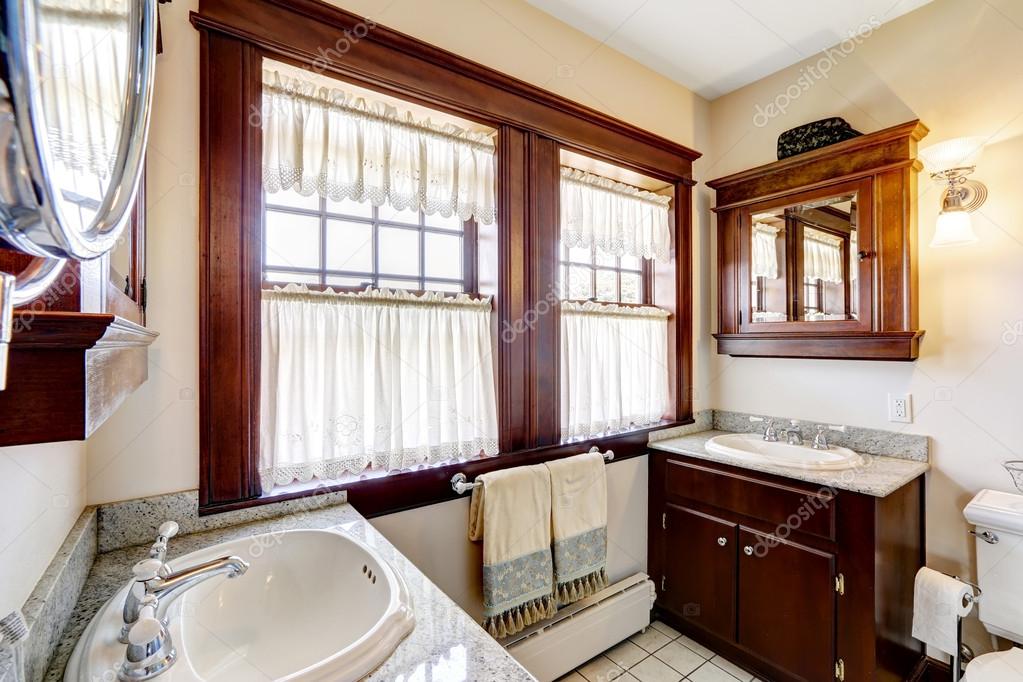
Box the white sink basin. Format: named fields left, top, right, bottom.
left=706, top=433, right=864, bottom=470
left=65, top=529, right=414, bottom=681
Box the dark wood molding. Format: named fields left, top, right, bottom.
left=0, top=313, right=158, bottom=446
left=190, top=0, right=700, bottom=180
left=201, top=420, right=691, bottom=517
left=909, top=657, right=952, bottom=682
left=192, top=0, right=698, bottom=512
left=710, top=120, right=926, bottom=361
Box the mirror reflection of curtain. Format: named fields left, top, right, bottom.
left=259, top=285, right=499, bottom=490
left=751, top=222, right=780, bottom=279
left=38, top=0, right=130, bottom=180
left=849, top=229, right=858, bottom=282
left=261, top=70, right=497, bottom=225
left=803, top=229, right=843, bottom=284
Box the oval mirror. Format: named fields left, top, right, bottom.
left=0, top=0, right=157, bottom=261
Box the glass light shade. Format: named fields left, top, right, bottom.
left=919, top=137, right=986, bottom=173
left=931, top=210, right=978, bottom=248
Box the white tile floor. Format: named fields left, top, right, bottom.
left=557, top=621, right=762, bottom=682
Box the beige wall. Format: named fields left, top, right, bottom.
left=704, top=0, right=1023, bottom=650
left=0, top=442, right=86, bottom=618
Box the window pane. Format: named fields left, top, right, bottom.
left=264, top=270, right=320, bottom=285
left=265, top=211, right=320, bottom=268
left=379, top=227, right=420, bottom=276
left=326, top=197, right=373, bottom=219
left=620, top=254, right=642, bottom=271
left=425, top=280, right=464, bottom=293
left=558, top=265, right=568, bottom=299
left=326, top=220, right=373, bottom=272
left=265, top=188, right=319, bottom=211
left=594, top=247, right=616, bottom=267
left=567, top=245, right=592, bottom=264
left=325, top=275, right=372, bottom=289
left=378, top=202, right=421, bottom=225
left=620, top=272, right=642, bottom=303
left=424, top=211, right=464, bottom=231
left=424, top=232, right=462, bottom=279
left=595, top=270, right=617, bottom=302
left=378, top=277, right=418, bottom=291
left=567, top=265, right=593, bottom=300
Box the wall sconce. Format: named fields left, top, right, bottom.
left=919, top=137, right=987, bottom=247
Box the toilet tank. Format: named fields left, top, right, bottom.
left=964, top=489, right=1023, bottom=643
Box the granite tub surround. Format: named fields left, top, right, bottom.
left=45, top=501, right=535, bottom=682
left=1, top=508, right=98, bottom=682
left=649, top=430, right=929, bottom=497
left=711, top=409, right=929, bottom=462
left=97, top=487, right=349, bottom=553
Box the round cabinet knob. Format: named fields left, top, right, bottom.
left=743, top=545, right=754, bottom=556
left=717, top=537, right=728, bottom=546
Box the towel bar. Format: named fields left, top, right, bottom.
left=450, top=447, right=614, bottom=495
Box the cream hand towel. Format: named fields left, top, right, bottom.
left=468, top=464, right=557, bottom=638
left=545, top=452, right=609, bottom=606
left=912, top=567, right=973, bottom=656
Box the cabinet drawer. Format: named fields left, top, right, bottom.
left=664, top=458, right=836, bottom=541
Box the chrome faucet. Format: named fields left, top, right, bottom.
left=119, top=555, right=249, bottom=680
left=784, top=420, right=803, bottom=446
left=749, top=416, right=778, bottom=442
left=119, top=521, right=180, bottom=643
left=812, top=424, right=847, bottom=450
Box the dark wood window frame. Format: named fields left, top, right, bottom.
left=191, top=0, right=699, bottom=517
left=262, top=191, right=479, bottom=294
left=559, top=242, right=652, bottom=305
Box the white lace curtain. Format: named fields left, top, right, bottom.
left=259, top=285, right=499, bottom=490
left=560, top=301, right=669, bottom=439
left=752, top=222, right=780, bottom=279
left=560, top=168, right=672, bottom=263
left=804, top=230, right=844, bottom=284
left=39, top=0, right=130, bottom=178
left=261, top=70, right=497, bottom=224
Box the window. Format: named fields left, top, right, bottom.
left=559, top=243, right=647, bottom=304
left=263, top=189, right=476, bottom=293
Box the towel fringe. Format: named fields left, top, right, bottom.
left=483, top=594, right=557, bottom=639
left=556, top=567, right=608, bottom=607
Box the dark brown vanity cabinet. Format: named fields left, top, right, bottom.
left=649, top=454, right=926, bottom=682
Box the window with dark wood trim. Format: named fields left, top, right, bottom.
left=558, top=243, right=650, bottom=304
left=262, top=189, right=478, bottom=294
left=192, top=0, right=699, bottom=516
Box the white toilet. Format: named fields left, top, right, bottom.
left=962, top=489, right=1023, bottom=680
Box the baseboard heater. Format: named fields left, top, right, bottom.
left=502, top=573, right=656, bottom=682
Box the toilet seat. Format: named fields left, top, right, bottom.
left=963, top=648, right=1023, bottom=681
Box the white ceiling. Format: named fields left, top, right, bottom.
left=524, top=0, right=934, bottom=99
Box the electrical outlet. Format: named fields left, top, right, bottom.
left=888, top=393, right=913, bottom=423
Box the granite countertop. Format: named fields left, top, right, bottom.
left=649, top=430, right=929, bottom=497
left=45, top=502, right=535, bottom=682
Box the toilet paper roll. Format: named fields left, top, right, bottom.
left=912, top=567, right=975, bottom=656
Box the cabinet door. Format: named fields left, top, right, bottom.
left=662, top=505, right=737, bottom=641
left=737, top=527, right=836, bottom=682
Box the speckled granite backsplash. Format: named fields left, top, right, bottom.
left=97, top=488, right=348, bottom=553
left=710, top=410, right=929, bottom=461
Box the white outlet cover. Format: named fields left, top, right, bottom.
left=888, top=393, right=913, bottom=423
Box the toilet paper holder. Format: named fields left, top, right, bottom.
left=942, top=572, right=982, bottom=682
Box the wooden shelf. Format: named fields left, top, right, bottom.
left=0, top=312, right=158, bottom=446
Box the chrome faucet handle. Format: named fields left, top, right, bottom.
left=750, top=416, right=778, bottom=442
left=121, top=595, right=177, bottom=680
left=785, top=420, right=803, bottom=446
left=120, top=559, right=164, bottom=644
left=812, top=424, right=846, bottom=450
left=149, top=521, right=179, bottom=578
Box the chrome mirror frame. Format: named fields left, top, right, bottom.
left=0, top=0, right=158, bottom=389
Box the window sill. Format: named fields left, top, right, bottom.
left=199, top=419, right=692, bottom=518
